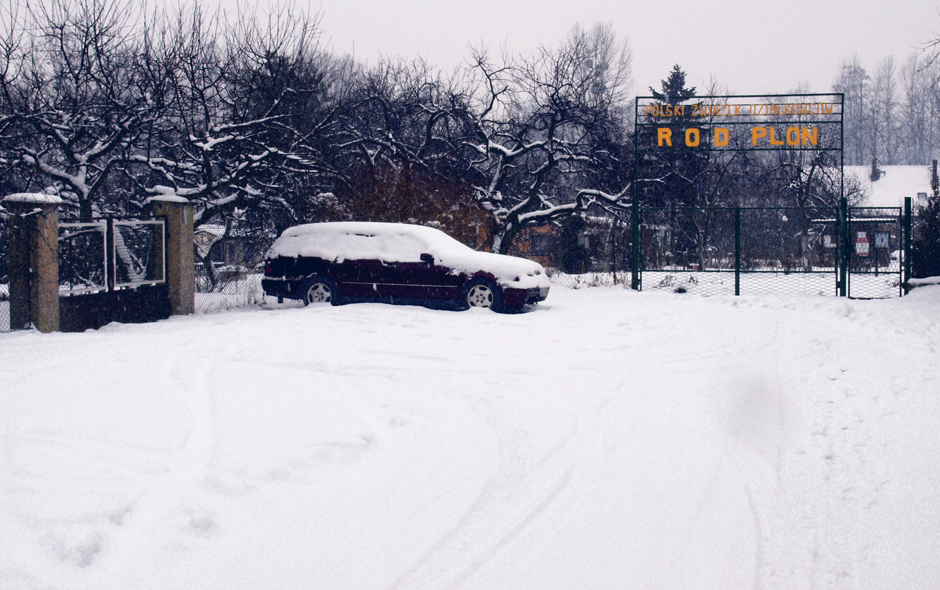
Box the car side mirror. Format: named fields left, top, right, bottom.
left=420, top=253, right=434, bottom=264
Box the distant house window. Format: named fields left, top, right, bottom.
left=918, top=192, right=928, bottom=203
left=530, top=234, right=552, bottom=256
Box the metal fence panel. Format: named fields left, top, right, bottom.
left=59, top=222, right=108, bottom=294
left=1, top=214, right=11, bottom=332
left=59, top=219, right=166, bottom=295
left=113, top=220, right=165, bottom=288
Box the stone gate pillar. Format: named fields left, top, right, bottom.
left=146, top=196, right=194, bottom=315
left=3, top=193, right=61, bottom=333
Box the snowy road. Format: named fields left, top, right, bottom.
left=2, top=286, right=939, bottom=589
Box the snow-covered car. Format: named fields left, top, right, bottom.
left=261, top=222, right=550, bottom=312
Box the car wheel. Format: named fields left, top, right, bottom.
left=303, top=276, right=337, bottom=306
left=461, top=278, right=502, bottom=312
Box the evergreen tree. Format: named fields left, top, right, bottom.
left=911, top=195, right=940, bottom=278
left=649, top=64, right=697, bottom=104
left=640, top=65, right=704, bottom=208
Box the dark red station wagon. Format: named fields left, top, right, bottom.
left=261, top=222, right=550, bottom=312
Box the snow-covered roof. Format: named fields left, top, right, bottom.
left=844, top=165, right=933, bottom=209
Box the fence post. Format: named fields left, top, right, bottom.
left=903, top=196, right=912, bottom=292
left=145, top=197, right=194, bottom=315
left=3, top=193, right=61, bottom=332
left=734, top=207, right=741, bottom=296
left=631, top=198, right=641, bottom=291
left=837, top=197, right=851, bottom=297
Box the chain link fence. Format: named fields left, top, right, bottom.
left=194, top=266, right=266, bottom=313
left=1, top=213, right=11, bottom=332
left=547, top=202, right=909, bottom=299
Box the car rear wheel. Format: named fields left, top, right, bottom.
left=462, top=278, right=502, bottom=312
left=303, top=276, right=337, bottom=306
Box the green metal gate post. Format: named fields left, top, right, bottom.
left=631, top=197, right=641, bottom=291
left=839, top=197, right=849, bottom=297
left=903, top=196, right=912, bottom=292
left=734, top=207, right=741, bottom=296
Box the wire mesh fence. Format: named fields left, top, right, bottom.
left=1, top=214, right=11, bottom=332
left=194, top=267, right=266, bottom=313
left=548, top=269, right=842, bottom=296
left=547, top=202, right=908, bottom=298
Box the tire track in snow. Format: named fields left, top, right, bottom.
left=635, top=299, right=783, bottom=588
left=384, top=390, right=582, bottom=590
left=385, top=305, right=693, bottom=590
left=93, top=333, right=222, bottom=579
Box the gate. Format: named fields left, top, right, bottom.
left=843, top=203, right=909, bottom=298
left=58, top=217, right=171, bottom=331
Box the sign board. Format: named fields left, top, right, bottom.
left=635, top=93, right=844, bottom=154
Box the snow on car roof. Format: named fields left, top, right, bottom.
left=269, top=222, right=465, bottom=261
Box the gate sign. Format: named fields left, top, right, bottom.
left=856, top=231, right=870, bottom=256
left=635, top=93, right=843, bottom=153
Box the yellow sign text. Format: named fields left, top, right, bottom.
left=656, top=126, right=819, bottom=148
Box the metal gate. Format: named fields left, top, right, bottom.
left=58, top=217, right=171, bottom=331
left=842, top=203, right=909, bottom=299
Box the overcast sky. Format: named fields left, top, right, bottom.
left=262, top=0, right=940, bottom=97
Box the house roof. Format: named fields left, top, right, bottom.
left=844, top=165, right=933, bottom=209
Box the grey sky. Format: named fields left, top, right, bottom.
left=303, top=0, right=939, bottom=96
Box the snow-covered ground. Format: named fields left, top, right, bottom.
left=1, top=286, right=939, bottom=589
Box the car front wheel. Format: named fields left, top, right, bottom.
left=303, top=276, right=337, bottom=306
left=462, top=278, right=502, bottom=312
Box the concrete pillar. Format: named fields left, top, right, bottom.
left=146, top=197, right=194, bottom=315
left=3, top=193, right=61, bottom=333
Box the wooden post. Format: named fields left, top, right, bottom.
left=3, top=193, right=61, bottom=332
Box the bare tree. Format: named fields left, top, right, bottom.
left=898, top=53, right=940, bottom=165
left=0, top=0, right=152, bottom=221
left=872, top=57, right=900, bottom=165
left=833, top=55, right=871, bottom=166
left=464, top=23, right=634, bottom=254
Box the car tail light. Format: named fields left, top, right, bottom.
left=263, top=261, right=273, bottom=275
